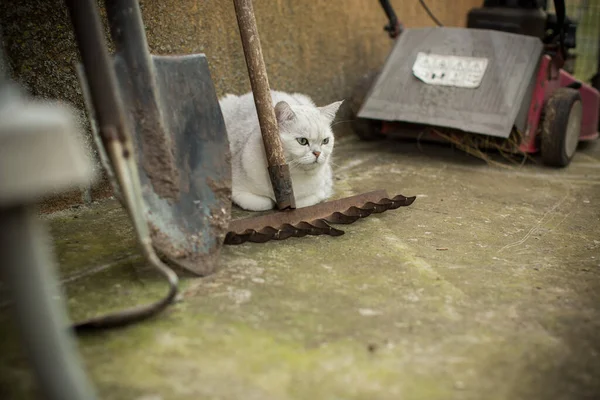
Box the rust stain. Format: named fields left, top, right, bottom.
left=135, top=108, right=181, bottom=202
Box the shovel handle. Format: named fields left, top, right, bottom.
left=104, top=0, right=156, bottom=114
left=233, top=0, right=296, bottom=210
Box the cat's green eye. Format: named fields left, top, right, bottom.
left=322, top=138, right=330, bottom=145
left=297, top=137, right=309, bottom=146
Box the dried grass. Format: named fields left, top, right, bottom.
left=422, top=126, right=537, bottom=169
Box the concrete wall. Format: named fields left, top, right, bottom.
left=0, top=0, right=483, bottom=211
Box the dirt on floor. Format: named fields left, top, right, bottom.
left=1, top=136, right=600, bottom=400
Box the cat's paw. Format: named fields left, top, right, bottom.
left=295, top=195, right=323, bottom=209
left=233, top=191, right=275, bottom=211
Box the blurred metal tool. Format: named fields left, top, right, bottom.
left=0, top=34, right=97, bottom=400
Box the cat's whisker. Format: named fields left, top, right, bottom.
left=332, top=119, right=355, bottom=127
left=288, top=159, right=303, bottom=167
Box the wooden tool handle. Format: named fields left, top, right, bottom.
left=233, top=0, right=296, bottom=210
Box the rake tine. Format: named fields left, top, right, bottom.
left=243, top=229, right=269, bottom=243
left=310, top=219, right=345, bottom=236
left=362, top=201, right=392, bottom=213
left=294, top=221, right=325, bottom=236
left=342, top=206, right=376, bottom=219
left=276, top=224, right=305, bottom=240
left=326, top=212, right=361, bottom=224
left=294, top=221, right=338, bottom=237
left=256, top=226, right=280, bottom=240
left=390, top=195, right=417, bottom=207
left=248, top=226, right=295, bottom=242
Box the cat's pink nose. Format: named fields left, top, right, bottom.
left=313, top=151, right=321, bottom=158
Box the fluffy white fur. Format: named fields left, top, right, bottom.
left=219, top=90, right=344, bottom=211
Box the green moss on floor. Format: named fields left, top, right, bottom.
left=2, top=137, right=600, bottom=399
left=40, top=201, right=139, bottom=278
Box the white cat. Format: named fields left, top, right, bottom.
left=219, top=90, right=344, bottom=211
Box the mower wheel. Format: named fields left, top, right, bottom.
left=349, top=70, right=384, bottom=141
left=592, top=73, right=600, bottom=132
left=541, top=87, right=583, bottom=167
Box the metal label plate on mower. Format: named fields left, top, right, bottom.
left=412, top=53, right=489, bottom=89
left=358, top=27, right=543, bottom=139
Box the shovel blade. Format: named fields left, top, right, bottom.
left=133, top=54, right=231, bottom=276
left=80, top=53, right=232, bottom=276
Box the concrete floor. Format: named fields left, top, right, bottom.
left=1, top=136, right=600, bottom=399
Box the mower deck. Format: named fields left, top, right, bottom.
left=358, top=27, right=544, bottom=139
left=357, top=27, right=600, bottom=165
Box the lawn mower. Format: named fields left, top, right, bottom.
left=352, top=0, right=600, bottom=167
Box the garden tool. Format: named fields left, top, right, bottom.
left=0, top=30, right=98, bottom=397
left=225, top=0, right=416, bottom=245
left=77, top=0, right=232, bottom=276
left=66, top=0, right=178, bottom=330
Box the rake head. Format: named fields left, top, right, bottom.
left=224, top=190, right=415, bottom=245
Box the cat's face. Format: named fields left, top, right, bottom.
left=275, top=100, right=343, bottom=171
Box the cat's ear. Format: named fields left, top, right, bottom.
left=319, top=100, right=344, bottom=122
left=274, top=101, right=296, bottom=124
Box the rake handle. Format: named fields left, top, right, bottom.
left=233, top=0, right=296, bottom=210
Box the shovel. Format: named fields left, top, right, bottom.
left=66, top=0, right=178, bottom=331
left=77, top=0, right=232, bottom=276
left=226, top=0, right=415, bottom=245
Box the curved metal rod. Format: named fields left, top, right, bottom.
left=71, top=140, right=180, bottom=333
left=72, top=252, right=179, bottom=333
left=378, top=0, right=402, bottom=38
left=418, top=0, right=443, bottom=27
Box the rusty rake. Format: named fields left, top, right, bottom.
left=227, top=0, right=415, bottom=245
left=225, top=191, right=415, bottom=245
